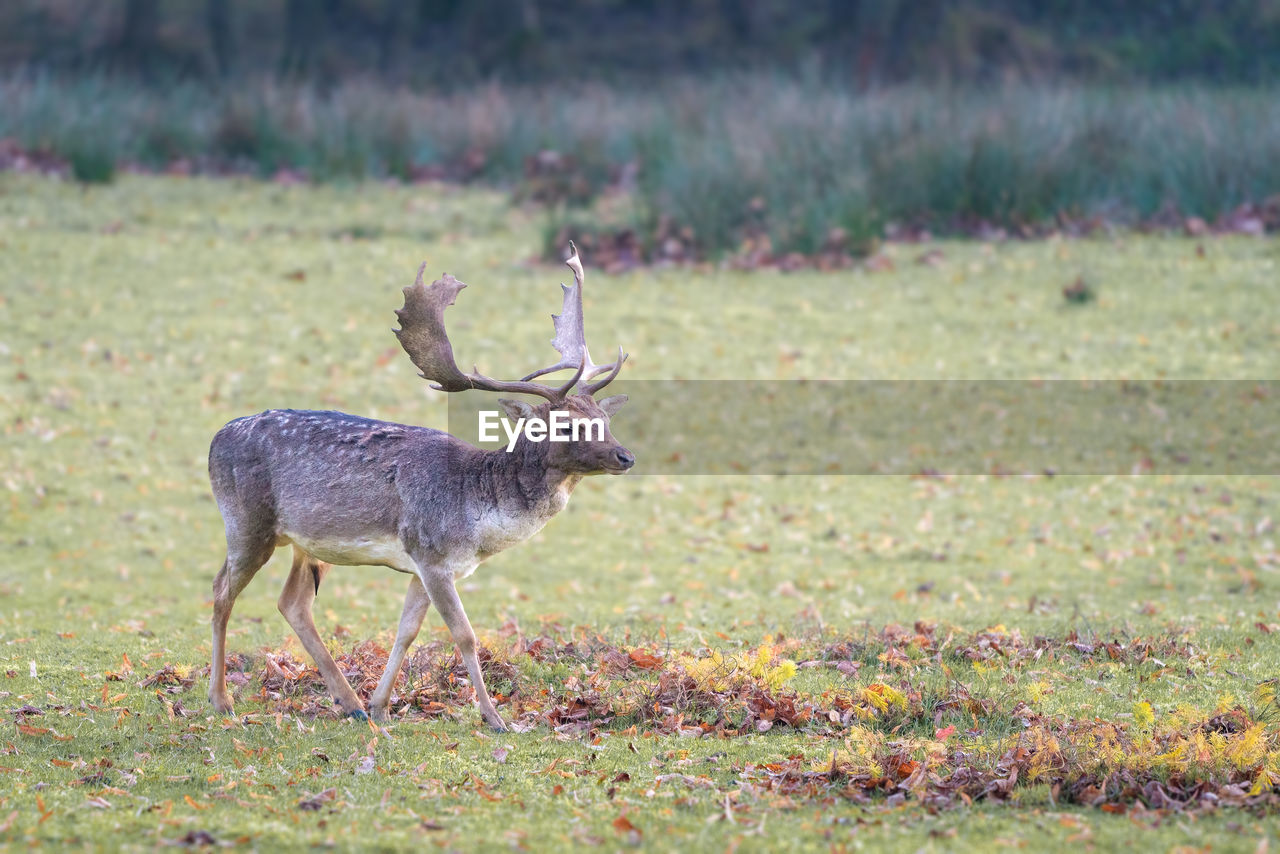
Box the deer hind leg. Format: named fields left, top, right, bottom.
left=369, top=575, right=431, bottom=722
left=209, top=538, right=274, bottom=714
left=277, top=547, right=366, bottom=719
left=418, top=568, right=507, bottom=732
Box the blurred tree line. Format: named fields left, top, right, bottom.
left=2, top=0, right=1278, bottom=84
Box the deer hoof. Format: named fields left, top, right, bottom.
left=209, top=692, right=235, bottom=715
left=369, top=707, right=391, bottom=723
left=346, top=708, right=369, bottom=722
left=485, top=715, right=508, bottom=732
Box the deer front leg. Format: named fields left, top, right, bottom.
left=368, top=576, right=431, bottom=722
left=277, top=548, right=367, bottom=720
left=419, top=569, right=507, bottom=732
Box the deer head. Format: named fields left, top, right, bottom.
left=394, top=243, right=633, bottom=474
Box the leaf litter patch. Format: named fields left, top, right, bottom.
left=100, top=620, right=1280, bottom=816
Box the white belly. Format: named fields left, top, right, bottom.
left=283, top=531, right=414, bottom=572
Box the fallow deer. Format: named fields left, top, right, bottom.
left=206, top=244, right=631, bottom=730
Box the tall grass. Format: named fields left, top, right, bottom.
left=2, top=74, right=1278, bottom=254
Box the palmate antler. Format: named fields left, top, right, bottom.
left=394, top=244, right=624, bottom=402
left=521, top=241, right=626, bottom=396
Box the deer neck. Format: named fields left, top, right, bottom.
left=482, top=438, right=582, bottom=519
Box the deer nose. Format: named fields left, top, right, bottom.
left=614, top=448, right=635, bottom=469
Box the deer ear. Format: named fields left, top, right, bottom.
left=596, top=394, right=628, bottom=418
left=498, top=398, right=537, bottom=422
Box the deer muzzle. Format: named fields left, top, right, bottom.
left=610, top=447, right=636, bottom=472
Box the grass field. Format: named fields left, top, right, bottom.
left=2, top=174, right=1280, bottom=850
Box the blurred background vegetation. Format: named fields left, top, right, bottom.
left=2, top=0, right=1279, bottom=260
left=5, top=0, right=1280, bottom=84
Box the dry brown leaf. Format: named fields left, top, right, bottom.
left=612, top=814, right=642, bottom=836
left=628, top=649, right=664, bottom=670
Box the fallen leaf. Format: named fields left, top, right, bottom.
left=179, top=831, right=217, bottom=846
left=298, top=788, right=336, bottom=811
left=628, top=649, right=664, bottom=670
left=612, top=814, right=642, bottom=837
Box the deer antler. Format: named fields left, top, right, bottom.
left=521, top=241, right=626, bottom=395
left=394, top=264, right=584, bottom=402
left=582, top=345, right=625, bottom=396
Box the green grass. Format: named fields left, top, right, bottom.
left=2, top=174, right=1280, bottom=850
